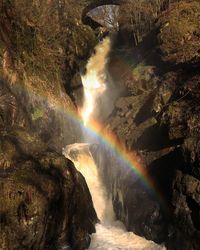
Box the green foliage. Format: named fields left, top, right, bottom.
left=31, top=107, right=44, bottom=121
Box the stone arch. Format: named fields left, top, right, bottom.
left=82, top=0, right=127, bottom=28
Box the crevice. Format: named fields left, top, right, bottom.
left=186, top=197, right=200, bottom=230
left=134, top=91, right=157, bottom=125
left=134, top=124, right=184, bottom=151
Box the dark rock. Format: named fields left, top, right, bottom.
left=0, top=143, right=98, bottom=250
left=92, top=144, right=168, bottom=244
left=183, top=137, right=200, bottom=179
left=115, top=93, right=150, bottom=118
left=139, top=146, right=176, bottom=167
left=131, top=117, right=157, bottom=144
left=0, top=54, right=97, bottom=249
left=166, top=170, right=200, bottom=250
left=99, top=6, right=200, bottom=248
left=152, top=72, right=178, bottom=113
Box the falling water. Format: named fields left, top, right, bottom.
left=64, top=37, right=166, bottom=250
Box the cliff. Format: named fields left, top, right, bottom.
left=93, top=1, right=200, bottom=249
left=0, top=1, right=98, bottom=249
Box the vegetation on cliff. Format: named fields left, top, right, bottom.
left=0, top=0, right=96, bottom=86
left=158, top=1, right=200, bottom=64
left=0, top=0, right=98, bottom=153
left=0, top=1, right=99, bottom=249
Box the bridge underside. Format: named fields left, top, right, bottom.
left=82, top=0, right=127, bottom=27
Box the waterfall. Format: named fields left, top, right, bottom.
left=64, top=143, right=113, bottom=223
left=63, top=37, right=165, bottom=250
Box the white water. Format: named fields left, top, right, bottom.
left=64, top=147, right=165, bottom=250
left=64, top=37, right=166, bottom=250
left=80, top=37, right=110, bottom=125
left=64, top=145, right=110, bottom=222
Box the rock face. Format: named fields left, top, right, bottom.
left=0, top=1, right=100, bottom=249
left=92, top=1, right=200, bottom=249
left=0, top=80, right=98, bottom=249
left=0, top=0, right=98, bottom=153
left=0, top=148, right=97, bottom=250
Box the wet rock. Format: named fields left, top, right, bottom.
left=105, top=66, right=200, bottom=248
left=92, top=144, right=168, bottom=244
left=183, top=137, right=200, bottom=179
left=115, top=93, right=150, bottom=119
left=100, top=6, right=200, bottom=248
left=139, top=146, right=176, bottom=166
left=0, top=143, right=98, bottom=250
left=131, top=117, right=157, bottom=145
left=108, top=92, right=158, bottom=148
left=167, top=170, right=200, bottom=250
left=0, top=69, right=97, bottom=250
left=70, top=73, right=84, bottom=107
left=152, top=72, right=177, bottom=113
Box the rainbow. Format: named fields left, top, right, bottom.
left=8, top=81, right=168, bottom=212
left=57, top=103, right=168, bottom=211
left=72, top=116, right=168, bottom=210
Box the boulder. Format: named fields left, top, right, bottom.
left=0, top=144, right=98, bottom=250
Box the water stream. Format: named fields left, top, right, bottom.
left=63, top=37, right=166, bottom=250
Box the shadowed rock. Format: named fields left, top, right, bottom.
left=0, top=147, right=98, bottom=250
left=95, top=3, right=200, bottom=248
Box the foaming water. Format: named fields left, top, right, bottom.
left=80, top=37, right=110, bottom=125
left=63, top=145, right=165, bottom=250
left=90, top=224, right=164, bottom=250
left=64, top=146, right=109, bottom=221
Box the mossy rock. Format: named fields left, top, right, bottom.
left=0, top=150, right=97, bottom=250
left=11, top=129, right=48, bottom=156
left=158, top=1, right=200, bottom=64
left=31, top=107, right=44, bottom=121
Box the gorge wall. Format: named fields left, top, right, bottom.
left=0, top=1, right=99, bottom=249
left=91, top=1, right=200, bottom=250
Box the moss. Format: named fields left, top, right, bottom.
left=0, top=139, right=19, bottom=169
left=14, top=130, right=37, bottom=143
left=11, top=129, right=48, bottom=156
left=38, top=152, right=69, bottom=172
left=158, top=1, right=200, bottom=64
left=132, top=63, right=155, bottom=82
left=127, top=62, right=158, bottom=94
left=64, top=16, right=97, bottom=83
left=31, top=107, right=44, bottom=121
left=0, top=46, right=4, bottom=76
